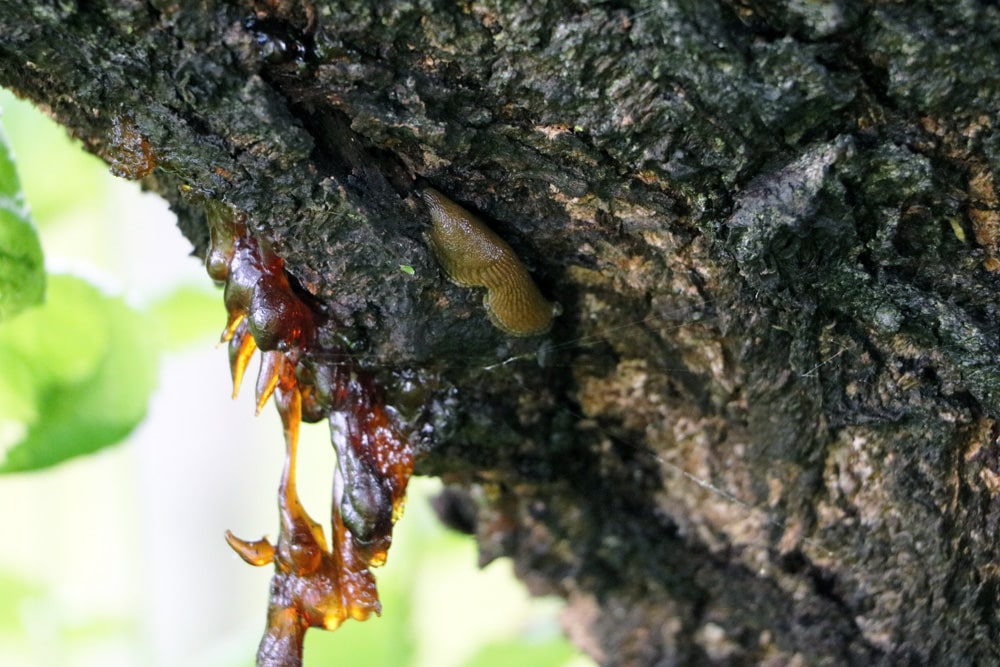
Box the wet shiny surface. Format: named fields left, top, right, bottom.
left=420, top=188, right=558, bottom=337
left=198, top=199, right=414, bottom=667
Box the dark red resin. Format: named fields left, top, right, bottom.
left=200, top=199, right=414, bottom=667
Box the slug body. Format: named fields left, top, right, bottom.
left=419, top=187, right=558, bottom=336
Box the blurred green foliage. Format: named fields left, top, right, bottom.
left=0, top=119, right=44, bottom=321
left=466, top=638, right=578, bottom=667
left=0, top=96, right=160, bottom=472
left=0, top=93, right=108, bottom=227
left=0, top=274, right=157, bottom=472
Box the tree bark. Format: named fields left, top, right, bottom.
left=3, top=1, right=1000, bottom=664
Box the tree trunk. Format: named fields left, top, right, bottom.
left=3, top=1, right=999, bottom=664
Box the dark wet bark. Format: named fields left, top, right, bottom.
left=3, top=1, right=1000, bottom=664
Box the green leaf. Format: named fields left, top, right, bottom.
left=0, top=116, right=45, bottom=322
left=0, top=275, right=158, bottom=472
left=0, top=347, right=37, bottom=425
left=0, top=273, right=109, bottom=385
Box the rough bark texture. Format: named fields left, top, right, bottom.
left=3, top=1, right=1000, bottom=664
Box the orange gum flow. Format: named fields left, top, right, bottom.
left=195, top=196, right=413, bottom=666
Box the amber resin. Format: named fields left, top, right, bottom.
left=106, top=115, right=157, bottom=180
left=197, top=197, right=414, bottom=667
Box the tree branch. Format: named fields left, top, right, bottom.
left=3, top=0, right=999, bottom=664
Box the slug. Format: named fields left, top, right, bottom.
left=419, top=187, right=560, bottom=336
